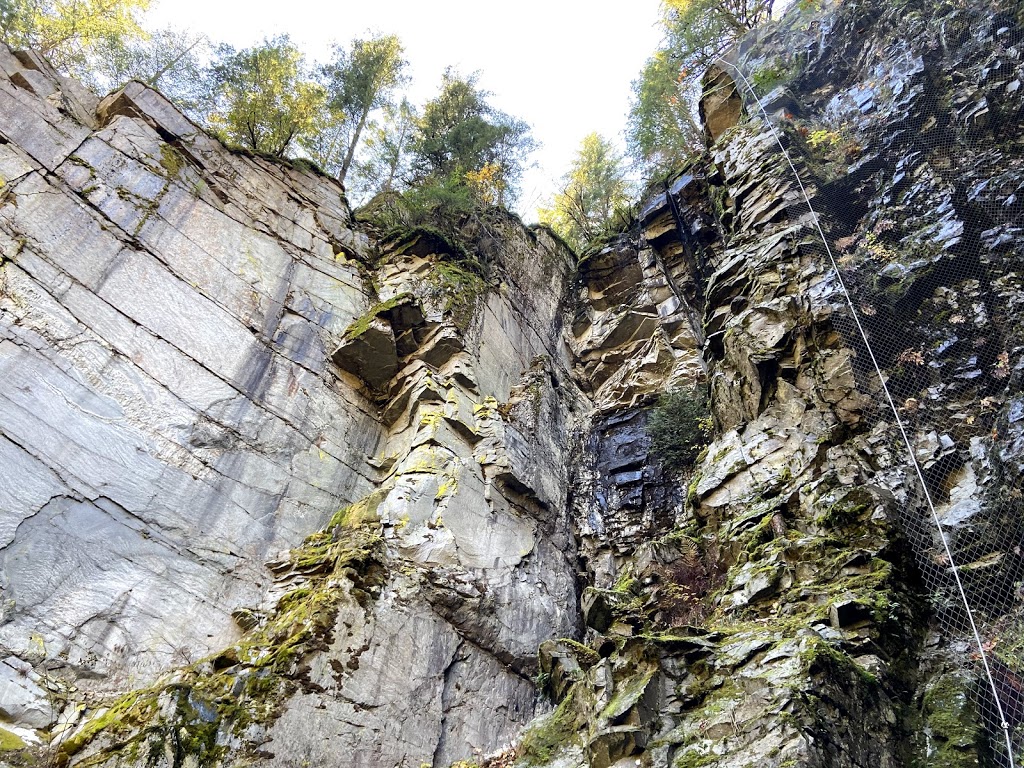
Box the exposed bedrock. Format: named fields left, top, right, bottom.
left=1, top=0, right=1023, bottom=765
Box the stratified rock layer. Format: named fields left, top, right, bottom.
left=0, top=47, right=380, bottom=696
left=1, top=0, right=1023, bottom=766
left=0, top=44, right=583, bottom=767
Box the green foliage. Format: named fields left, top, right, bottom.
left=360, top=175, right=477, bottom=245
left=347, top=97, right=418, bottom=205
left=410, top=69, right=534, bottom=206
left=626, top=0, right=776, bottom=176
left=647, top=387, right=712, bottom=472
left=538, top=133, right=633, bottom=254
left=627, top=48, right=703, bottom=179
left=77, top=27, right=211, bottom=116
left=207, top=35, right=326, bottom=157
left=807, top=127, right=840, bottom=150
left=750, top=58, right=791, bottom=94
left=662, top=0, right=777, bottom=74
left=399, top=175, right=478, bottom=231
left=316, top=33, right=408, bottom=182
left=0, top=0, right=149, bottom=72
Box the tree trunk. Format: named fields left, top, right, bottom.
left=338, top=108, right=370, bottom=184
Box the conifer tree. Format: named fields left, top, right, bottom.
left=410, top=69, right=533, bottom=206
left=540, top=133, right=632, bottom=252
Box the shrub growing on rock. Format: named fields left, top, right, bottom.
left=647, top=387, right=711, bottom=471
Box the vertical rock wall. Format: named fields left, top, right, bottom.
left=0, top=46, right=381, bottom=706
left=0, top=45, right=585, bottom=767
left=1, top=0, right=1023, bottom=765
left=527, top=1, right=1024, bottom=767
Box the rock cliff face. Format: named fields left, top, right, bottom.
left=1, top=0, right=1023, bottom=766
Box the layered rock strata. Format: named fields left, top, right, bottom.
left=0, top=44, right=582, bottom=766
left=1, top=0, right=1023, bottom=766
left=529, top=1, right=1024, bottom=767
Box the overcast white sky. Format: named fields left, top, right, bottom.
left=146, top=0, right=665, bottom=219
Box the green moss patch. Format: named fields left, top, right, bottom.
left=0, top=726, right=27, bottom=751
left=558, top=639, right=600, bottom=668
left=923, top=673, right=980, bottom=748
left=158, top=145, right=185, bottom=179
left=425, top=261, right=487, bottom=332
left=343, top=292, right=414, bottom=341
left=58, top=517, right=386, bottom=767
left=518, top=692, right=584, bottom=766
left=328, top=489, right=388, bottom=530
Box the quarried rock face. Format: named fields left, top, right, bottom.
left=0, top=43, right=380, bottom=714
left=515, top=0, right=1024, bottom=766
left=0, top=42, right=583, bottom=767
left=1, top=0, right=1023, bottom=764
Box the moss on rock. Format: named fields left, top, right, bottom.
left=517, top=692, right=584, bottom=766
left=425, top=261, right=487, bottom=332
left=57, top=514, right=386, bottom=768
left=0, top=726, right=28, bottom=751
left=921, top=672, right=982, bottom=767
left=343, top=292, right=414, bottom=341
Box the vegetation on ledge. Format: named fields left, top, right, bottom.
left=55, top=514, right=386, bottom=768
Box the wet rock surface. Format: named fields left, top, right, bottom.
left=521, top=0, right=1024, bottom=766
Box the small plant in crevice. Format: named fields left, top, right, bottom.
left=652, top=532, right=722, bottom=627
left=356, top=173, right=519, bottom=271
left=751, top=58, right=792, bottom=95
left=646, top=387, right=712, bottom=474
left=791, top=120, right=863, bottom=178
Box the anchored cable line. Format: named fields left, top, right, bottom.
left=718, top=58, right=1018, bottom=767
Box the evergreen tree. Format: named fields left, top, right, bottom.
left=539, top=133, right=632, bottom=252
left=411, top=69, right=533, bottom=206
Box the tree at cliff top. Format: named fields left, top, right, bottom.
left=313, top=34, right=408, bottom=184
left=410, top=69, right=534, bottom=207
left=207, top=36, right=326, bottom=158
left=662, top=0, right=776, bottom=74
left=539, top=133, right=633, bottom=253
left=345, top=97, right=418, bottom=205
left=81, top=27, right=211, bottom=117
left=628, top=0, right=775, bottom=177
left=627, top=48, right=704, bottom=179
left=0, top=0, right=149, bottom=71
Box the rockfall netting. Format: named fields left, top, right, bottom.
left=725, top=0, right=1024, bottom=763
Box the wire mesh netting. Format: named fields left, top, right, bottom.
left=723, top=0, right=1024, bottom=764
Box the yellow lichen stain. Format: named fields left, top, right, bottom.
left=419, top=411, right=443, bottom=428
